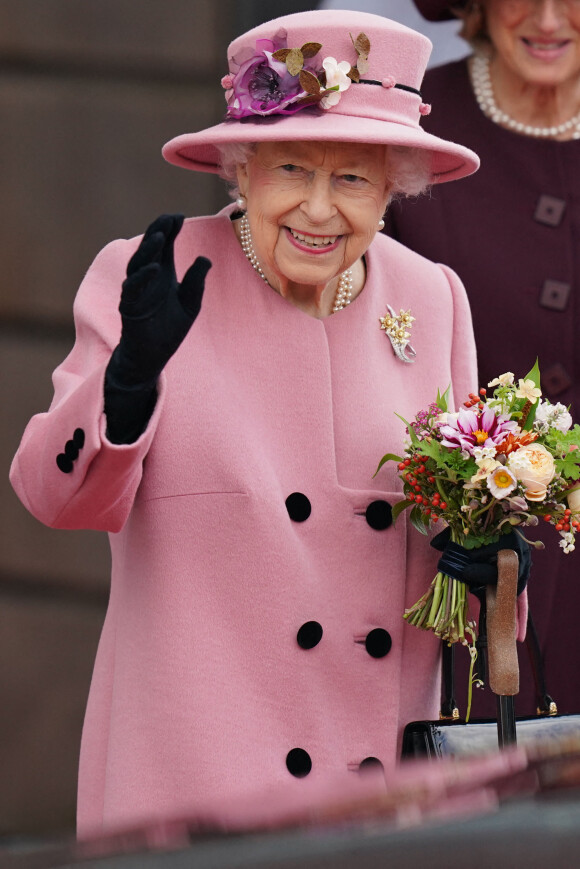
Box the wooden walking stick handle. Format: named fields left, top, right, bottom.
left=486, top=548, right=520, bottom=696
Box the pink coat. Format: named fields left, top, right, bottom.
left=10, top=206, right=477, bottom=837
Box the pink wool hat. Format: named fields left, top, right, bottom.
left=163, top=10, right=479, bottom=184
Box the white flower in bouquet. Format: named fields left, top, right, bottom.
left=506, top=450, right=532, bottom=472
left=559, top=531, right=575, bottom=554
left=470, top=457, right=500, bottom=485
left=472, top=445, right=497, bottom=462
left=488, top=372, right=514, bottom=387
left=515, top=378, right=542, bottom=404
left=487, top=465, right=518, bottom=499
left=534, top=400, right=573, bottom=434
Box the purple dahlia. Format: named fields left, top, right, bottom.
left=225, top=36, right=316, bottom=119
left=439, top=407, right=519, bottom=455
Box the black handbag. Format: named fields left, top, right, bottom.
left=402, top=611, right=580, bottom=759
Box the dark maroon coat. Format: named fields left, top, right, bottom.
left=387, top=58, right=580, bottom=717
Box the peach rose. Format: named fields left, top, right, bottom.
left=507, top=443, right=555, bottom=502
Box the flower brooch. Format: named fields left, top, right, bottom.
left=379, top=306, right=416, bottom=363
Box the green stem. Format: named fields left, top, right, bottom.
left=465, top=623, right=480, bottom=723
left=466, top=648, right=474, bottom=722
left=426, top=573, right=444, bottom=628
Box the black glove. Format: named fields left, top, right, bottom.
left=430, top=527, right=531, bottom=599
left=104, top=214, right=212, bottom=443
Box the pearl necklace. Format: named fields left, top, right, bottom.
left=471, top=54, right=580, bottom=140
left=239, top=214, right=353, bottom=313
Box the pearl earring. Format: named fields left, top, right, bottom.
left=378, top=218, right=385, bottom=231
left=236, top=195, right=247, bottom=211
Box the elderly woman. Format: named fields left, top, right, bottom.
left=387, top=0, right=580, bottom=718
left=10, top=10, right=479, bottom=837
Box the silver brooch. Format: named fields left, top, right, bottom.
left=379, top=306, right=416, bottom=363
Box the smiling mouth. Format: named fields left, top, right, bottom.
left=522, top=38, right=570, bottom=51
left=288, top=227, right=339, bottom=248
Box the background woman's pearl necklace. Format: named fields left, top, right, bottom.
left=471, top=54, right=580, bottom=140
left=239, top=214, right=353, bottom=313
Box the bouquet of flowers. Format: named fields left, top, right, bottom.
left=377, top=362, right=580, bottom=679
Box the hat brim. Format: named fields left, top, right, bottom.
left=162, top=110, right=479, bottom=184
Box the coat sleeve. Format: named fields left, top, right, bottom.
left=9, top=238, right=167, bottom=533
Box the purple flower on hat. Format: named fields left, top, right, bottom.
left=226, top=34, right=316, bottom=118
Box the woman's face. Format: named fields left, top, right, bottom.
left=236, top=141, right=391, bottom=294
left=485, top=0, right=580, bottom=87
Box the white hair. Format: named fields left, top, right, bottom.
left=215, top=141, right=431, bottom=202
left=217, top=142, right=257, bottom=192
left=387, top=145, right=432, bottom=199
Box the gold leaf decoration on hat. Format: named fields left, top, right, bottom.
left=299, top=69, right=323, bottom=96
left=301, top=42, right=322, bottom=59
left=354, top=33, right=371, bottom=56
left=357, top=56, right=369, bottom=76
left=285, top=48, right=304, bottom=77
left=351, top=32, right=370, bottom=77
left=272, top=34, right=369, bottom=94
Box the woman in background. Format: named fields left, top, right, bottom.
left=387, top=0, right=580, bottom=716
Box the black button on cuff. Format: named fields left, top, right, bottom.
left=64, top=439, right=79, bottom=461
left=56, top=453, right=74, bottom=474
left=286, top=748, right=312, bottom=778
left=285, top=492, right=311, bottom=522
left=73, top=428, right=85, bottom=449
left=365, top=628, right=392, bottom=658
left=297, top=621, right=323, bottom=649
left=365, top=500, right=392, bottom=530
